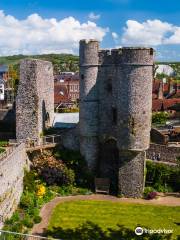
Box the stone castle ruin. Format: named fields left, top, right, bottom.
left=0, top=39, right=155, bottom=228
left=16, top=59, right=54, bottom=141
left=79, top=40, right=154, bottom=197
left=14, top=40, right=154, bottom=199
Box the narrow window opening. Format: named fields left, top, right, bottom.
left=81, top=74, right=84, bottom=80
left=107, top=83, right=112, bottom=92
left=107, top=78, right=112, bottom=93
left=112, top=107, right=117, bottom=125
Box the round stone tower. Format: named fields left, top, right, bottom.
left=117, top=47, right=154, bottom=151
left=116, top=47, right=154, bottom=197
left=79, top=40, right=99, bottom=170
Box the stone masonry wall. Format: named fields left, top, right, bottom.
left=146, top=143, right=180, bottom=163
left=16, top=59, right=54, bottom=142
left=118, top=151, right=145, bottom=198
left=0, top=144, right=28, bottom=228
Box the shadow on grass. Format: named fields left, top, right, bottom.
left=45, top=221, right=173, bottom=240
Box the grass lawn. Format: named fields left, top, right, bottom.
left=47, top=200, right=180, bottom=240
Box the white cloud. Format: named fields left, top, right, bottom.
left=0, top=10, right=108, bottom=56
left=112, top=32, right=119, bottom=39
left=121, top=19, right=180, bottom=46
left=88, top=12, right=101, bottom=20
left=164, top=27, right=180, bottom=44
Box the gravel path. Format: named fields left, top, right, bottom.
left=31, top=194, right=180, bottom=236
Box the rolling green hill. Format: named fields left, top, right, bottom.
left=0, top=55, right=180, bottom=79
left=0, top=54, right=79, bottom=74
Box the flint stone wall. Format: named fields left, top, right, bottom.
left=16, top=59, right=54, bottom=141
left=146, top=143, right=180, bottom=163
left=118, top=151, right=145, bottom=198
left=0, top=144, right=28, bottom=228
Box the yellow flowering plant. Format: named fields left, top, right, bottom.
left=36, top=184, right=46, bottom=198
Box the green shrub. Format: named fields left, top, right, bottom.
left=54, top=148, right=94, bottom=188
left=144, top=187, right=155, bottom=198
left=49, top=185, right=91, bottom=196
left=152, top=112, right=169, bottom=125
left=23, top=170, right=37, bottom=192
left=20, top=191, right=36, bottom=209
left=32, top=151, right=75, bottom=186
left=33, top=215, right=42, bottom=224
left=145, top=160, right=180, bottom=192
left=0, top=140, right=8, bottom=147
left=22, top=215, right=34, bottom=228
left=56, top=107, right=79, bottom=113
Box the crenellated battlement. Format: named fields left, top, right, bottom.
left=98, top=47, right=154, bottom=65
left=80, top=39, right=155, bottom=67
left=98, top=49, right=113, bottom=64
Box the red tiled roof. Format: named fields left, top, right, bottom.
left=163, top=99, right=180, bottom=110
left=152, top=98, right=180, bottom=111
left=152, top=99, right=163, bottom=111
left=152, top=79, right=179, bottom=99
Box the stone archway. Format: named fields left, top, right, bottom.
left=98, top=138, right=119, bottom=195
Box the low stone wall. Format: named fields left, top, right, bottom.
left=146, top=143, right=180, bottom=164
left=0, top=144, right=28, bottom=228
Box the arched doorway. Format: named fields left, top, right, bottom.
left=98, top=138, right=119, bottom=195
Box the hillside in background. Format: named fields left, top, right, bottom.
left=0, top=54, right=79, bottom=74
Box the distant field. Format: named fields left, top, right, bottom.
left=0, top=54, right=79, bottom=72
left=47, top=200, right=180, bottom=239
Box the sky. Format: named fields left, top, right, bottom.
left=0, top=0, right=180, bottom=61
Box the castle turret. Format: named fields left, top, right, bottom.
left=117, top=48, right=154, bottom=151
left=79, top=40, right=99, bottom=170
left=116, top=47, right=154, bottom=197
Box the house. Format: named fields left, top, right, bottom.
left=152, top=79, right=180, bottom=99
left=152, top=79, right=180, bottom=114
left=152, top=98, right=180, bottom=112
left=54, top=83, right=73, bottom=109
left=54, top=72, right=79, bottom=109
